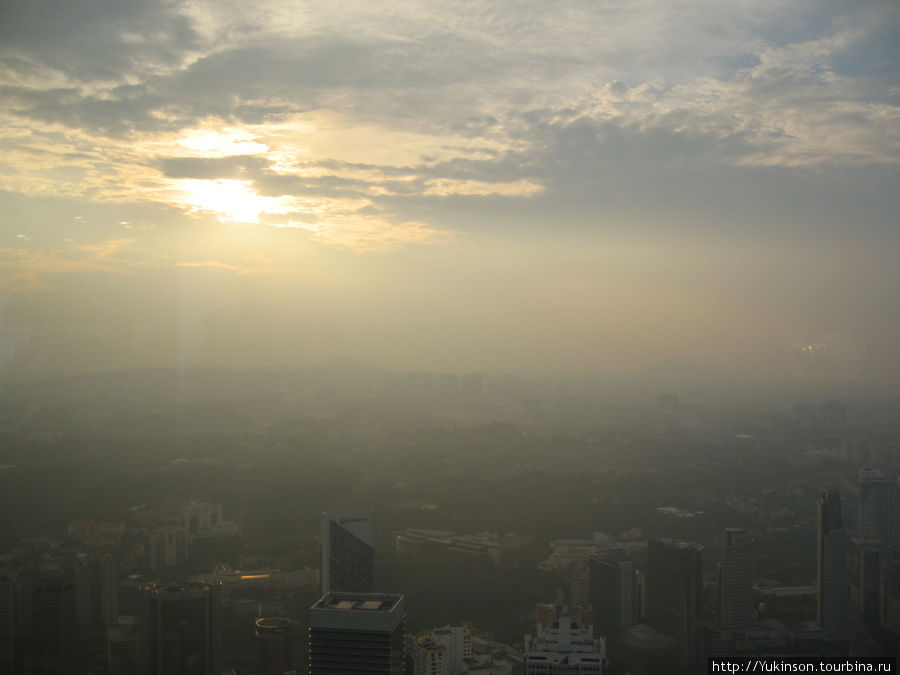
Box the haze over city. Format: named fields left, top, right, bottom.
left=1, top=5, right=900, bottom=673
left=0, top=0, right=897, bottom=388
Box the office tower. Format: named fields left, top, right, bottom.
left=321, top=510, right=375, bottom=594
left=718, top=528, right=753, bottom=629
left=0, top=567, right=12, bottom=675
left=137, top=581, right=223, bottom=675
left=30, top=565, right=77, bottom=674
left=255, top=617, right=292, bottom=675
left=308, top=592, right=406, bottom=675
left=75, top=550, right=118, bottom=629
left=858, top=468, right=900, bottom=544
left=107, top=615, right=140, bottom=675
left=524, top=604, right=605, bottom=675
left=849, top=538, right=884, bottom=624
left=817, top=488, right=849, bottom=637
left=588, top=549, right=634, bottom=659
left=647, top=538, right=702, bottom=671
left=879, top=557, right=900, bottom=636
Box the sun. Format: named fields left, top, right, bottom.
left=177, top=179, right=292, bottom=223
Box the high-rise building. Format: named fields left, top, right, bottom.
left=308, top=592, right=406, bottom=675
left=412, top=625, right=471, bottom=675
left=858, top=468, right=900, bottom=544
left=571, top=564, right=591, bottom=606
left=74, top=550, right=118, bottom=629
left=647, top=538, right=702, bottom=671
left=718, top=528, right=753, bottom=630
left=850, top=537, right=889, bottom=625
left=817, top=488, right=849, bottom=638
left=137, top=581, right=223, bottom=675
left=255, top=617, right=293, bottom=675
left=524, top=604, right=605, bottom=675
left=879, top=557, right=900, bottom=636
left=588, top=549, right=634, bottom=659
left=619, top=624, right=677, bottom=675
left=30, top=564, right=77, bottom=675
left=0, top=566, right=13, bottom=675
left=321, top=510, right=375, bottom=594
left=107, top=615, right=140, bottom=675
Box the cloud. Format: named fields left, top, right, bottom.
left=0, top=0, right=896, bottom=255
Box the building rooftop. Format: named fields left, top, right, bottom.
left=310, top=592, right=406, bottom=632
left=313, top=592, right=402, bottom=613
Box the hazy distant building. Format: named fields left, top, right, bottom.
left=309, top=592, right=406, bottom=675
left=137, top=581, right=223, bottom=675
left=817, top=488, right=849, bottom=639
left=30, top=565, right=76, bottom=674
left=819, top=400, right=846, bottom=429
left=524, top=604, right=605, bottom=674
left=620, top=624, right=677, bottom=675
left=0, top=567, right=12, bottom=675
left=255, top=617, right=293, bottom=675
left=718, top=528, right=753, bottom=630
left=143, top=526, right=186, bottom=571
left=879, top=558, right=900, bottom=636
left=647, top=538, right=702, bottom=671
left=396, top=528, right=529, bottom=567
left=321, top=510, right=375, bottom=594
left=588, top=549, right=634, bottom=659
left=75, top=550, right=118, bottom=629
left=858, top=468, right=900, bottom=544
left=571, top=564, right=591, bottom=606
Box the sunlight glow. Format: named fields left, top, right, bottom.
left=177, top=179, right=292, bottom=223
left=176, top=128, right=269, bottom=157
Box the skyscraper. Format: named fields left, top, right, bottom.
left=588, top=548, right=634, bottom=659
left=718, top=528, right=753, bottom=630
left=30, top=564, right=77, bottom=675
left=647, top=538, right=702, bottom=671
left=308, top=592, right=405, bottom=675
left=817, top=488, right=849, bottom=638
left=255, top=617, right=293, bottom=675
left=858, top=468, right=900, bottom=544
left=321, top=510, right=375, bottom=594
left=74, top=550, right=118, bottom=629
left=137, top=581, right=223, bottom=675
left=0, top=566, right=12, bottom=675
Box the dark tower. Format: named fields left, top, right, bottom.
left=817, top=488, right=849, bottom=639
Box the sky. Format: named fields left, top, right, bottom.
left=1, top=0, right=898, bottom=387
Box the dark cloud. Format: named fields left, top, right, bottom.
left=156, top=155, right=270, bottom=180
left=0, top=0, right=199, bottom=82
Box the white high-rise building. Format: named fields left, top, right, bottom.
left=818, top=488, right=849, bottom=638
left=718, top=528, right=753, bottom=630
left=321, top=510, right=375, bottom=594
left=524, top=605, right=605, bottom=674
left=413, top=625, right=471, bottom=675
